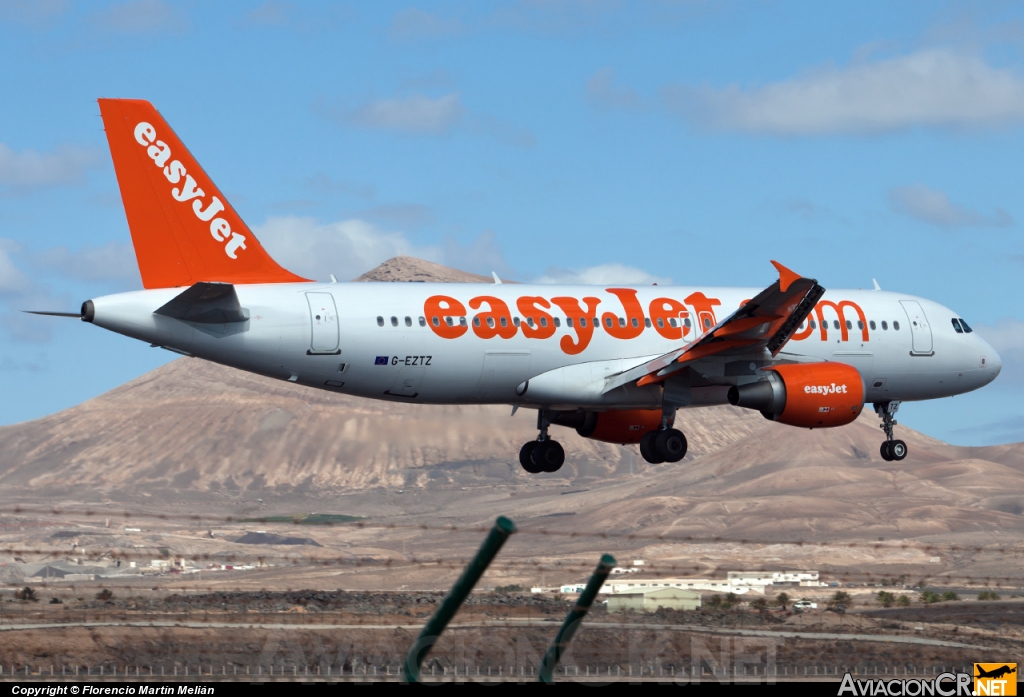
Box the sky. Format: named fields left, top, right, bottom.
left=0, top=0, right=1022, bottom=445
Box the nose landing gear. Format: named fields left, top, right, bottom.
left=875, top=401, right=907, bottom=462
left=519, top=410, right=565, bottom=474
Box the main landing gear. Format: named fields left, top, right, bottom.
left=874, top=401, right=907, bottom=462
left=638, top=419, right=688, bottom=465
left=519, top=410, right=565, bottom=474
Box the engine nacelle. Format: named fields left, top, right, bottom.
left=550, top=409, right=668, bottom=445
left=727, top=362, right=865, bottom=428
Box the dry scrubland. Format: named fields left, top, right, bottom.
left=0, top=257, right=1021, bottom=676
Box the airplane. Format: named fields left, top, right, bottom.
left=29, top=99, right=1002, bottom=474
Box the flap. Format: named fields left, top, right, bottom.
left=603, top=261, right=824, bottom=392
left=154, top=282, right=248, bottom=324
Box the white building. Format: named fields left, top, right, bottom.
left=600, top=578, right=760, bottom=595
left=727, top=571, right=821, bottom=587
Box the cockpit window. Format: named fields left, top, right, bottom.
left=959, top=318, right=973, bottom=333
left=951, top=318, right=963, bottom=334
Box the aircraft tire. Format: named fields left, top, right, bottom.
left=891, top=439, right=908, bottom=461
left=520, top=442, right=543, bottom=473
left=639, top=431, right=664, bottom=464
left=879, top=441, right=894, bottom=461
left=531, top=440, right=565, bottom=473
left=655, top=429, right=687, bottom=463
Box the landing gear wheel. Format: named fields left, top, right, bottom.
left=639, top=431, right=664, bottom=464
left=890, top=439, right=907, bottom=461
left=655, top=429, right=687, bottom=463
left=530, top=440, right=565, bottom=473
left=519, top=441, right=542, bottom=473
left=880, top=441, right=894, bottom=462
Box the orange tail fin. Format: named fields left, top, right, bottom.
left=98, top=99, right=309, bottom=288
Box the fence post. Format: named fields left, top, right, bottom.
left=402, top=516, right=516, bottom=684
left=538, top=553, right=615, bottom=683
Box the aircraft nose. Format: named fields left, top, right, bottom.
left=979, top=335, right=1001, bottom=381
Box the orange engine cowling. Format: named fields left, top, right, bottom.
left=551, top=409, right=668, bottom=444
left=727, top=362, right=865, bottom=429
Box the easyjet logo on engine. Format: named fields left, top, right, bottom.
left=133, top=122, right=247, bottom=260
left=804, top=383, right=849, bottom=395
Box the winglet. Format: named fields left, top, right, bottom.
left=872, top=278, right=881, bottom=291
left=492, top=272, right=502, bottom=284
left=770, top=260, right=801, bottom=293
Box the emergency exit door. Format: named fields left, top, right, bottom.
left=306, top=292, right=340, bottom=354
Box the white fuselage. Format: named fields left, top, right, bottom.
left=86, top=282, right=1001, bottom=412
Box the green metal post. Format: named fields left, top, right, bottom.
left=402, top=516, right=516, bottom=683
left=538, top=553, right=616, bottom=683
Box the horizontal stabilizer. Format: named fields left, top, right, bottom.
left=154, top=282, right=247, bottom=324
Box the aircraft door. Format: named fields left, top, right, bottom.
left=899, top=300, right=933, bottom=355
left=306, top=292, right=340, bottom=355
left=476, top=350, right=532, bottom=401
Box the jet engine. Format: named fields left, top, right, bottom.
left=550, top=409, right=667, bottom=445
left=727, top=363, right=864, bottom=428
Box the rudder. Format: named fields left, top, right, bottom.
left=98, top=98, right=308, bottom=288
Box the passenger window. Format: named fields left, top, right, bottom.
left=432, top=317, right=440, bottom=327
left=959, top=318, right=973, bottom=333
left=540, top=317, right=548, bottom=327
left=618, top=317, right=626, bottom=328
left=553, top=317, right=561, bottom=327
left=527, top=317, right=535, bottom=327
left=684, top=318, right=691, bottom=328
left=566, top=317, right=574, bottom=328
left=704, top=318, right=711, bottom=329
left=810, top=320, right=816, bottom=329
left=951, top=318, right=963, bottom=333
left=893, top=321, right=900, bottom=330
left=459, top=317, right=467, bottom=327
left=500, top=317, right=508, bottom=327
left=869, top=320, right=876, bottom=330
left=473, top=317, right=481, bottom=327
left=605, top=317, right=613, bottom=328
left=669, top=318, right=677, bottom=328
left=486, top=317, right=495, bottom=328
left=513, top=317, right=521, bottom=326
left=631, top=318, right=639, bottom=328
left=377, top=316, right=384, bottom=327
left=857, top=320, right=864, bottom=330
left=881, top=321, right=887, bottom=330
left=391, top=316, right=398, bottom=327
left=846, top=320, right=852, bottom=330
left=445, top=317, right=453, bottom=326
left=579, top=317, right=587, bottom=328
left=644, top=318, right=651, bottom=328
left=419, top=317, right=426, bottom=327
left=833, top=320, right=840, bottom=330
left=405, top=316, right=412, bottom=327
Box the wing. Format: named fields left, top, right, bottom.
left=603, top=260, right=824, bottom=393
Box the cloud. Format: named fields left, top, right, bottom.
left=587, top=67, right=642, bottom=109
left=534, top=263, right=670, bottom=286
left=888, top=184, right=1013, bottom=229
left=305, top=173, right=376, bottom=200
left=661, top=50, right=1024, bottom=135
left=0, top=143, right=99, bottom=191
left=254, top=216, right=513, bottom=282
left=90, top=0, right=186, bottom=34
left=361, top=204, right=436, bottom=228
left=0, top=240, right=32, bottom=296
left=28, top=241, right=141, bottom=285
left=254, top=216, right=439, bottom=282
left=335, top=93, right=464, bottom=135
left=0, top=240, right=71, bottom=342
left=0, top=0, right=70, bottom=26
left=390, top=8, right=466, bottom=40
left=975, top=319, right=1024, bottom=388
left=320, top=93, right=534, bottom=145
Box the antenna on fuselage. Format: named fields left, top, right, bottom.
left=492, top=272, right=503, bottom=284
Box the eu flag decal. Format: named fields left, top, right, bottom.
left=374, top=356, right=389, bottom=365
